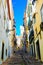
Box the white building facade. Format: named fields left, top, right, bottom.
left=0, top=0, right=9, bottom=64
left=0, top=0, right=15, bottom=64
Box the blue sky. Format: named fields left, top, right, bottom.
left=12, top=0, right=27, bottom=35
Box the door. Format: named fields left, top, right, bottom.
left=1, top=42, right=4, bottom=60
left=36, top=40, right=41, bottom=59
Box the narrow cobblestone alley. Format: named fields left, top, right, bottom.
left=1, top=51, right=43, bottom=65
left=0, top=0, right=43, bottom=65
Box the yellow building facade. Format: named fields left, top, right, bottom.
left=32, top=0, right=43, bottom=61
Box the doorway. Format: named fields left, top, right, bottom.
left=1, top=42, right=4, bottom=60
left=36, top=40, right=41, bottom=59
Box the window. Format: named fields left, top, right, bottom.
left=40, top=4, right=43, bottom=31
left=27, top=3, right=32, bottom=16
left=29, top=28, right=34, bottom=44
left=40, top=4, right=43, bottom=22
left=33, top=14, right=36, bottom=24
left=35, top=28, right=37, bottom=34
left=4, top=12, right=6, bottom=20
left=6, top=49, right=7, bottom=56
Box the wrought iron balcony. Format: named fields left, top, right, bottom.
left=6, top=28, right=15, bottom=33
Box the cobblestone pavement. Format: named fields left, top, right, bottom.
left=1, top=51, right=43, bottom=65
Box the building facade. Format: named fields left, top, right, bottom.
left=7, top=0, right=16, bottom=56
left=32, top=0, right=43, bottom=61
left=25, top=0, right=43, bottom=61
left=26, top=0, right=43, bottom=62
left=0, top=0, right=15, bottom=64
left=23, top=0, right=33, bottom=53
left=0, top=0, right=9, bottom=64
